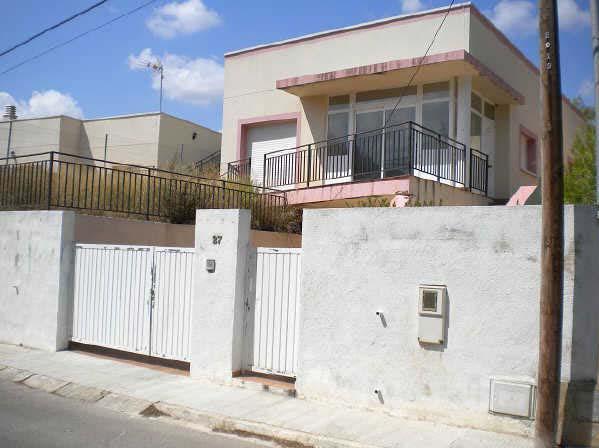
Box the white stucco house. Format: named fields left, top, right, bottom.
left=0, top=111, right=221, bottom=169
left=220, top=2, right=585, bottom=207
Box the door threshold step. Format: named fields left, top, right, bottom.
left=232, top=372, right=296, bottom=397
left=68, top=342, right=189, bottom=376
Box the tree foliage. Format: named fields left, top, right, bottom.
left=564, top=97, right=596, bottom=204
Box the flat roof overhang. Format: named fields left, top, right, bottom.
left=276, top=50, right=524, bottom=106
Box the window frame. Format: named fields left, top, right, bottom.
left=421, top=81, right=452, bottom=137
left=327, top=80, right=455, bottom=136
left=520, top=125, right=538, bottom=177
left=470, top=90, right=495, bottom=152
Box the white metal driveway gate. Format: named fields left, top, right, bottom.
left=245, top=247, right=302, bottom=377
left=71, top=244, right=194, bottom=362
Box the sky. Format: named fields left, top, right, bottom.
left=0, top=0, right=594, bottom=132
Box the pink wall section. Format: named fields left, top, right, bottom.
left=285, top=177, right=411, bottom=205
left=506, top=186, right=537, bottom=206
left=236, top=113, right=302, bottom=160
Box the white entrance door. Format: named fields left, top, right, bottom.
left=71, top=244, right=195, bottom=362
left=247, top=122, right=297, bottom=187
left=244, top=248, right=302, bottom=377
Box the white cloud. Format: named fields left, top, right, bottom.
left=558, top=0, right=590, bottom=30
left=128, top=48, right=224, bottom=106
left=400, top=0, right=426, bottom=14
left=0, top=90, right=83, bottom=119
left=488, top=0, right=589, bottom=36
left=578, top=79, right=594, bottom=102
left=488, top=0, right=537, bottom=36
left=146, top=0, right=220, bottom=39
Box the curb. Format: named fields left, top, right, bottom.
left=0, top=364, right=371, bottom=448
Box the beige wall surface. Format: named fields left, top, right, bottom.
left=250, top=229, right=302, bottom=248
left=409, top=177, right=490, bottom=206
left=74, top=214, right=300, bottom=248
left=74, top=214, right=195, bottom=247
left=81, top=114, right=160, bottom=166
left=469, top=12, right=586, bottom=199
left=158, top=113, right=221, bottom=168
left=59, top=116, right=83, bottom=155
left=0, top=117, right=64, bottom=158
left=221, top=9, right=471, bottom=166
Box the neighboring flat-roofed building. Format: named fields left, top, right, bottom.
left=221, top=2, right=586, bottom=206
left=0, top=112, right=221, bottom=169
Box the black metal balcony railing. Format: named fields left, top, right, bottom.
left=469, top=148, right=489, bottom=195
left=227, top=158, right=251, bottom=182
left=259, top=121, right=488, bottom=195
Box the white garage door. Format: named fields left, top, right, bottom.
left=247, top=122, right=296, bottom=186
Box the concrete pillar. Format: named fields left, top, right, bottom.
left=456, top=76, right=472, bottom=146
left=190, top=209, right=251, bottom=382
left=456, top=76, right=472, bottom=185
left=0, top=210, right=75, bottom=351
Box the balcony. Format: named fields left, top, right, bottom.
left=259, top=122, right=488, bottom=195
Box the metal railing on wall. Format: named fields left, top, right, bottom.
left=193, top=150, right=221, bottom=175
left=0, top=151, right=288, bottom=231
left=227, top=158, right=251, bottom=182
left=260, top=121, right=488, bottom=195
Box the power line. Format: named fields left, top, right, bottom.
left=0, top=0, right=109, bottom=58
left=384, top=0, right=456, bottom=127
left=0, top=0, right=161, bottom=76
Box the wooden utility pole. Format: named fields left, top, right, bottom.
left=591, top=0, right=599, bottom=204
left=535, top=1, right=564, bottom=447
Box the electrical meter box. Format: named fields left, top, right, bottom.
left=418, top=285, right=447, bottom=345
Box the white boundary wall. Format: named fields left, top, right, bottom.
left=2, top=207, right=598, bottom=438
left=0, top=211, right=75, bottom=351
left=296, top=205, right=599, bottom=431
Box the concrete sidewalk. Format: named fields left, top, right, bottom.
left=0, top=344, right=532, bottom=448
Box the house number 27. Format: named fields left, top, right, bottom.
left=212, top=235, right=223, bottom=245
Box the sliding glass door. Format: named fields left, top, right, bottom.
left=353, top=107, right=415, bottom=180
left=354, top=110, right=384, bottom=180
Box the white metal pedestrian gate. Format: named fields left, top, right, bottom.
left=245, top=247, right=301, bottom=377
left=71, top=244, right=194, bottom=362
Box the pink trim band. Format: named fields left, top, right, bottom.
left=276, top=49, right=525, bottom=105
left=519, top=124, right=538, bottom=141
left=285, top=177, right=411, bottom=205
left=236, top=113, right=301, bottom=160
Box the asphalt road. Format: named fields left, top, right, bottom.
left=0, top=379, right=266, bottom=448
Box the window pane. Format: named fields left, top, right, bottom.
left=385, top=106, right=415, bottom=126
left=423, top=82, right=449, bottom=100
left=329, top=95, right=349, bottom=111
left=470, top=113, right=482, bottom=151
left=356, top=86, right=417, bottom=103
left=327, top=112, right=349, bottom=139
left=522, top=134, right=537, bottom=174
left=355, top=111, right=384, bottom=180
left=484, top=102, right=496, bottom=120
left=471, top=93, right=482, bottom=112
left=422, top=291, right=438, bottom=312
left=356, top=110, right=384, bottom=133
left=422, top=101, right=450, bottom=136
